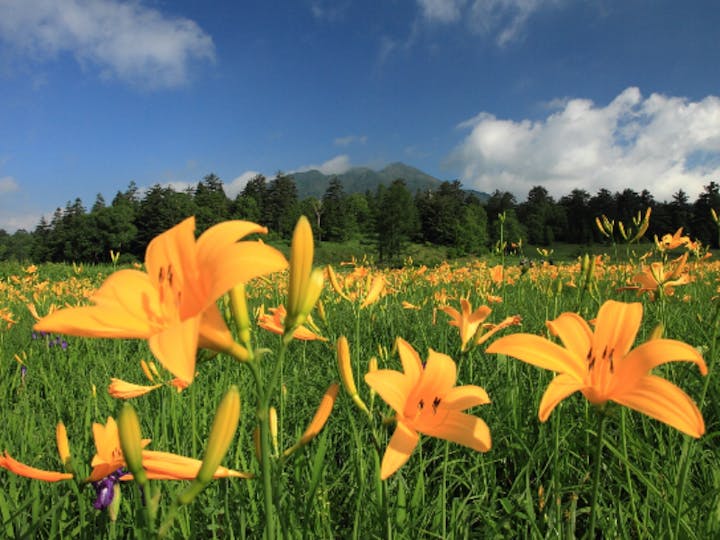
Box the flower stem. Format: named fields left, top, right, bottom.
left=588, top=409, right=606, bottom=536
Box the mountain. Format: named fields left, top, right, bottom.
left=291, top=162, right=489, bottom=201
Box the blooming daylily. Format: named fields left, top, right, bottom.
left=258, top=305, right=327, bottom=341
left=0, top=417, right=250, bottom=485
left=655, top=227, right=691, bottom=251
left=440, top=299, right=521, bottom=352
left=34, top=217, right=287, bottom=384
left=365, top=338, right=492, bottom=479
left=632, top=252, right=691, bottom=298
left=486, top=300, right=707, bottom=437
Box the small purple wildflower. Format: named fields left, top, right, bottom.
left=20, top=365, right=27, bottom=383
left=92, top=468, right=125, bottom=510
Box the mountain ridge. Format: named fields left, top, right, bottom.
left=290, top=162, right=490, bottom=201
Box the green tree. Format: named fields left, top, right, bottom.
left=194, top=173, right=229, bottom=232
left=321, top=177, right=353, bottom=241
left=264, top=172, right=299, bottom=238
left=375, top=179, right=419, bottom=263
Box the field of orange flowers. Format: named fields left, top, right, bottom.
left=0, top=215, right=719, bottom=538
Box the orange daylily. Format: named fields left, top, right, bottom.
left=655, top=227, right=691, bottom=251
left=1, top=416, right=249, bottom=485
left=258, top=305, right=327, bottom=341
left=631, top=252, right=691, bottom=298
left=439, top=299, right=491, bottom=352
left=440, top=299, right=520, bottom=352
left=486, top=300, right=706, bottom=437
left=365, top=338, right=492, bottom=479
left=34, top=217, right=287, bottom=384
left=108, top=378, right=163, bottom=399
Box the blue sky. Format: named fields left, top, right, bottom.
left=1, top=0, right=720, bottom=232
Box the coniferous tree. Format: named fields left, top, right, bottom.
left=375, top=179, right=419, bottom=263
left=264, top=172, right=299, bottom=238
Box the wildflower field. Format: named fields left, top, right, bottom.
left=0, top=215, right=719, bottom=539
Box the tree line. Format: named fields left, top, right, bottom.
left=1, top=172, right=720, bottom=264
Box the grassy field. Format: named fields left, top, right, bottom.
left=0, top=229, right=718, bottom=538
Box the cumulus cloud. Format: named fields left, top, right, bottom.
left=0, top=0, right=215, bottom=89
left=416, top=0, right=563, bottom=46
left=295, top=155, right=352, bottom=176
left=226, top=170, right=262, bottom=199
left=334, top=135, right=368, bottom=147
left=0, top=176, right=19, bottom=193
left=449, top=87, right=720, bottom=201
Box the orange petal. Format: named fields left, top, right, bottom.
left=486, top=334, right=586, bottom=380
left=593, top=301, right=642, bottom=360
left=612, top=375, right=705, bottom=438
left=141, top=450, right=252, bottom=479
left=198, top=304, right=234, bottom=351
left=0, top=451, right=73, bottom=482
left=196, top=220, right=267, bottom=266
left=617, top=339, right=707, bottom=388
left=546, top=312, right=592, bottom=359
left=538, top=373, right=585, bottom=421
left=207, top=242, right=288, bottom=306
left=299, top=383, right=339, bottom=445
left=442, top=385, right=491, bottom=411
left=420, top=411, right=491, bottom=453
left=405, top=350, right=456, bottom=417
left=34, top=270, right=157, bottom=338
left=365, top=370, right=413, bottom=415
left=148, top=316, right=200, bottom=384
left=380, top=421, right=419, bottom=480
left=108, top=378, right=162, bottom=399
left=396, top=337, right=423, bottom=385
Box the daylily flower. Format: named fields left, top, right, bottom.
left=486, top=300, right=706, bottom=437
left=440, top=299, right=520, bottom=352
left=34, top=217, right=287, bottom=384
left=365, top=338, right=491, bottom=479
left=439, top=299, right=491, bottom=352
left=632, top=252, right=691, bottom=298
left=655, top=227, right=691, bottom=251
left=258, top=305, right=327, bottom=341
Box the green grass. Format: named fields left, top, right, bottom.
left=1, top=251, right=718, bottom=538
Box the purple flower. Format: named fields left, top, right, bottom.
left=92, top=468, right=125, bottom=510
left=20, top=365, right=27, bottom=382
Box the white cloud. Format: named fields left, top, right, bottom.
left=449, top=87, right=720, bottom=201
left=0, top=176, right=19, bottom=193
left=295, top=155, right=352, bottom=176
left=334, top=135, right=367, bottom=147
left=226, top=171, right=262, bottom=199
left=416, top=0, right=563, bottom=46
left=0, top=0, right=215, bottom=89
left=418, top=0, right=465, bottom=23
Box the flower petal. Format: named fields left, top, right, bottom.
left=0, top=451, right=73, bottom=482
left=365, top=370, right=413, bottom=415
left=486, top=334, right=586, bottom=380
left=396, top=337, right=423, bottom=385
left=198, top=304, right=234, bottom=351
left=148, top=316, right=200, bottom=384
left=616, top=339, right=707, bottom=389
left=406, top=349, right=456, bottom=415
left=380, top=421, right=419, bottom=480
left=546, top=312, right=592, bottom=359
left=34, top=270, right=158, bottom=338
left=140, top=450, right=252, bottom=479
left=108, top=378, right=162, bottom=399
left=592, top=300, right=642, bottom=360
left=538, top=373, right=585, bottom=421
left=205, top=242, right=288, bottom=304
left=612, top=375, right=705, bottom=438
left=442, top=385, right=491, bottom=411
left=420, top=411, right=491, bottom=453
left=196, top=220, right=268, bottom=265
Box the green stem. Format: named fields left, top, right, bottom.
left=588, top=409, right=607, bottom=537
left=672, top=302, right=720, bottom=538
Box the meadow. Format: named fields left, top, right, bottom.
left=0, top=217, right=718, bottom=539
